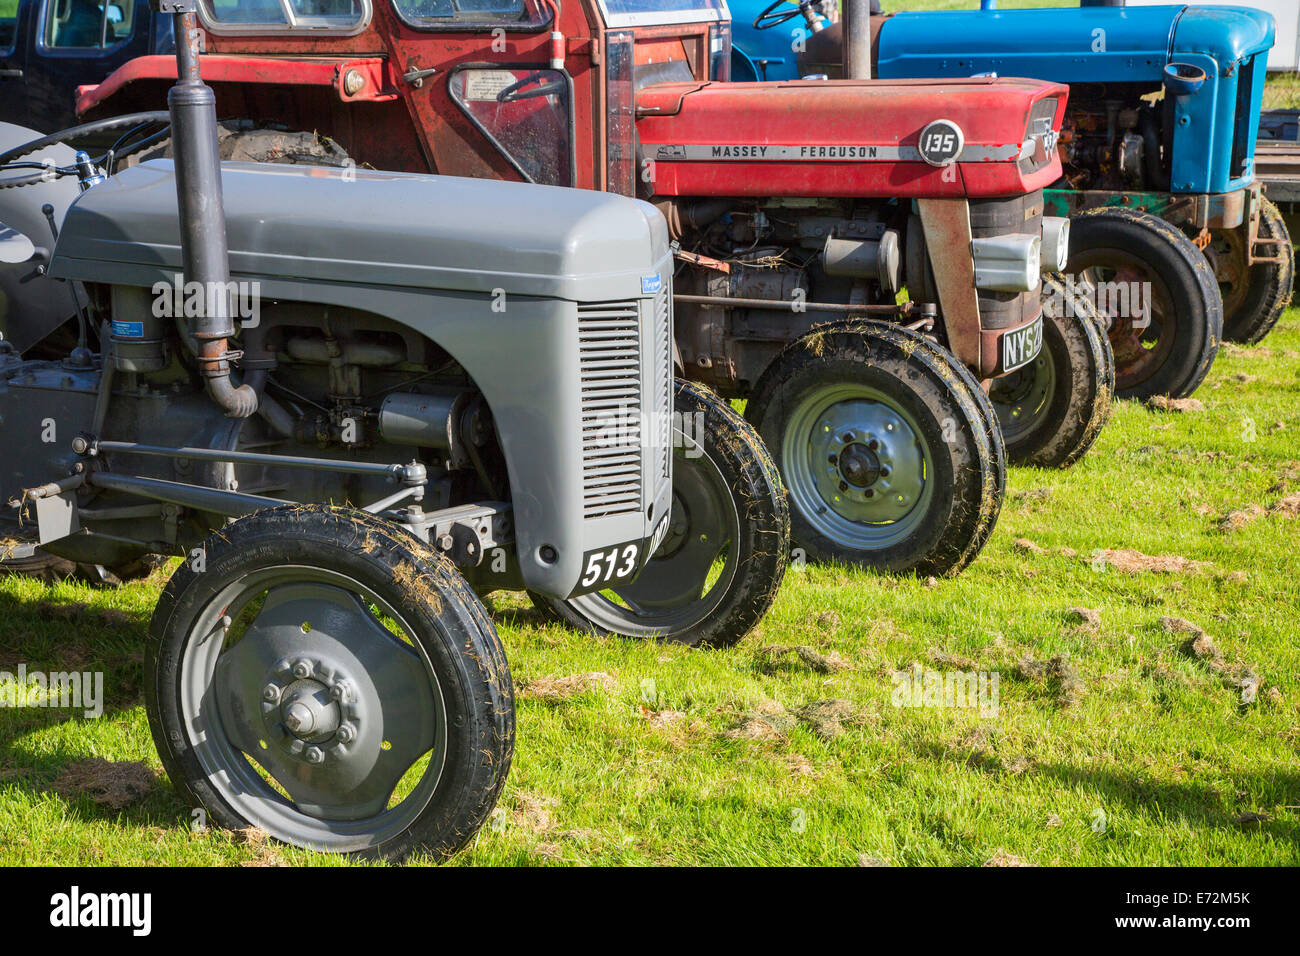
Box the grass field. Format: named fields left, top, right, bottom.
left=2, top=309, right=1299, bottom=867
left=1, top=0, right=1298, bottom=869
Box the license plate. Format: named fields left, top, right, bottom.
left=1002, top=313, right=1044, bottom=373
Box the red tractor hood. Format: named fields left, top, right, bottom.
left=636, top=77, right=1067, bottom=199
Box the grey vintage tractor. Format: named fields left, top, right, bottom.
left=0, top=0, right=788, bottom=859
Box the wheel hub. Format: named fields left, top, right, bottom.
left=837, top=442, right=881, bottom=488
left=259, top=656, right=362, bottom=761
left=278, top=678, right=342, bottom=744
left=808, top=400, right=923, bottom=524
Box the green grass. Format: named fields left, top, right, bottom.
left=2, top=310, right=1300, bottom=866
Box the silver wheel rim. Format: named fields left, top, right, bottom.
left=781, top=384, right=934, bottom=549
left=180, top=565, right=448, bottom=853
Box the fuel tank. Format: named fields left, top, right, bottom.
left=635, top=77, right=1067, bottom=200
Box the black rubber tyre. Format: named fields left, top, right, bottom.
left=989, top=273, right=1114, bottom=468
left=746, top=321, right=999, bottom=577
left=127, top=121, right=352, bottom=168
left=1207, top=198, right=1294, bottom=344
left=1066, top=207, right=1222, bottom=400
left=859, top=325, right=1005, bottom=571
left=146, top=505, right=513, bottom=862
left=530, top=380, right=788, bottom=648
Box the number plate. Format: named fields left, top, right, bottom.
left=1002, top=313, right=1044, bottom=373
left=574, top=515, right=670, bottom=595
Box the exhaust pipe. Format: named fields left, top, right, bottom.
left=842, top=0, right=872, bottom=80
left=156, top=0, right=256, bottom=418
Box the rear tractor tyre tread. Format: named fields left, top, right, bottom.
left=1068, top=206, right=1222, bottom=401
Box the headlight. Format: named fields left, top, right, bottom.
left=1040, top=216, right=1070, bottom=272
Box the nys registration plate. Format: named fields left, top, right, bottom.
left=1002, top=314, right=1044, bottom=373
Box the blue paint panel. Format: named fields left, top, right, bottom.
left=727, top=2, right=1277, bottom=196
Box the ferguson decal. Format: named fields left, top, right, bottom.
left=653, top=143, right=1023, bottom=162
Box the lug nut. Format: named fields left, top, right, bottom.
left=336, top=724, right=355, bottom=743
left=262, top=684, right=280, bottom=703
left=292, top=659, right=313, bottom=679
left=305, top=747, right=324, bottom=764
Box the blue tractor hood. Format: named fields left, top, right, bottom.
left=877, top=5, right=1275, bottom=85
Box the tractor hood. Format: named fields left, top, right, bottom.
left=636, top=77, right=1067, bottom=199
left=48, top=160, right=668, bottom=303
left=877, top=5, right=1276, bottom=84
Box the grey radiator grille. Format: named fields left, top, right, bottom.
left=653, top=285, right=673, bottom=482
left=579, top=300, right=643, bottom=519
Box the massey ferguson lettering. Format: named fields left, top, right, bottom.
left=707, top=145, right=882, bottom=159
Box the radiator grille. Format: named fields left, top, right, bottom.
left=579, top=300, right=643, bottom=519
left=653, top=285, right=673, bottom=483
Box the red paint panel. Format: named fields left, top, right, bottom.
left=637, top=77, right=1068, bottom=199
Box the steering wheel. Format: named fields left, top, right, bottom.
left=495, top=71, right=565, bottom=104
left=0, top=111, right=171, bottom=188
left=753, top=0, right=817, bottom=30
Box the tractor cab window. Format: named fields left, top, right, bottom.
left=449, top=67, right=573, bottom=187
left=201, top=0, right=368, bottom=31
left=0, top=10, right=17, bottom=55
left=43, top=0, right=136, bottom=49
left=391, top=0, right=534, bottom=27
left=596, top=0, right=726, bottom=28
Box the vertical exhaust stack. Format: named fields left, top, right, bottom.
left=153, top=0, right=257, bottom=418
left=842, top=0, right=872, bottom=80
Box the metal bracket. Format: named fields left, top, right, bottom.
left=916, top=198, right=984, bottom=377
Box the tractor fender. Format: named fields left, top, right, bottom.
left=76, top=54, right=396, bottom=119
left=0, top=123, right=88, bottom=352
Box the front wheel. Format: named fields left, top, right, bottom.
left=989, top=273, right=1115, bottom=468
left=1066, top=206, right=1222, bottom=400
left=1206, top=197, right=1294, bottom=344
left=746, top=322, right=1001, bottom=577
left=530, top=380, right=789, bottom=648
left=146, top=505, right=513, bottom=862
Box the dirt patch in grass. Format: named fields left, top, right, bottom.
left=1012, top=538, right=1047, bottom=555
left=984, top=849, right=1031, bottom=867
left=795, top=699, right=863, bottom=739
left=518, top=672, right=616, bottom=703
left=1147, top=396, right=1205, bottom=413
left=725, top=699, right=795, bottom=742
left=755, top=644, right=849, bottom=674
left=51, top=758, right=156, bottom=809
left=1093, top=549, right=1211, bottom=574
left=1016, top=654, right=1084, bottom=708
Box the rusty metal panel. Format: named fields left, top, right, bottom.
left=916, top=197, right=984, bottom=377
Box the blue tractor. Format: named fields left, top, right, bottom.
left=732, top=0, right=1294, bottom=402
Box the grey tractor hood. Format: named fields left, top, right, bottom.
left=49, top=160, right=668, bottom=301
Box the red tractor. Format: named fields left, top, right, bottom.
left=76, top=0, right=1110, bottom=580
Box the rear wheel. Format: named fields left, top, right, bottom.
left=146, top=505, right=513, bottom=861
left=1066, top=207, right=1221, bottom=400
left=747, top=322, right=1000, bottom=577
left=989, top=273, right=1114, bottom=467
left=530, top=380, right=789, bottom=648
left=1205, top=198, right=1294, bottom=344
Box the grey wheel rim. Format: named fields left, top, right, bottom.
left=180, top=565, right=448, bottom=852
left=781, top=383, right=934, bottom=550
left=563, top=424, right=740, bottom=637
left=989, top=346, right=1057, bottom=446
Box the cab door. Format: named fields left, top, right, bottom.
left=0, top=0, right=31, bottom=124
left=23, top=0, right=153, bottom=131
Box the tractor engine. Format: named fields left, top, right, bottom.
left=661, top=193, right=1050, bottom=394
left=1059, top=86, right=1169, bottom=192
